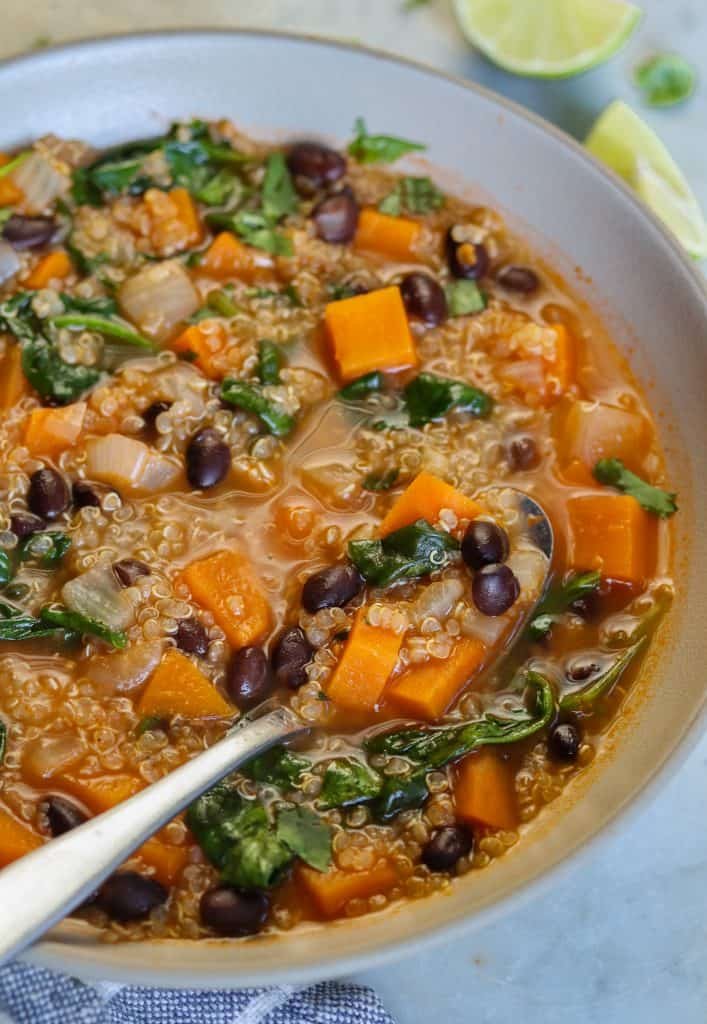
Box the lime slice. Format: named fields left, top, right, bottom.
left=452, top=0, right=641, bottom=78
left=586, top=100, right=707, bottom=260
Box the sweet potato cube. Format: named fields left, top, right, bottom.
left=200, top=231, right=274, bottom=282
left=297, top=859, right=398, bottom=918
left=567, top=493, right=656, bottom=584
left=25, top=250, right=72, bottom=289
left=326, top=608, right=402, bottom=712
left=324, top=285, right=417, bottom=383
left=354, top=208, right=422, bottom=262
left=172, top=320, right=229, bottom=378
left=545, top=323, right=574, bottom=399
left=180, top=549, right=272, bottom=649
left=558, top=399, right=650, bottom=473
left=0, top=346, right=28, bottom=409
left=137, top=648, right=233, bottom=718
left=387, top=637, right=487, bottom=721
left=24, top=401, right=86, bottom=457
left=0, top=810, right=42, bottom=867
left=454, top=749, right=518, bottom=830
left=379, top=471, right=481, bottom=536
left=55, top=772, right=142, bottom=813
left=138, top=837, right=189, bottom=886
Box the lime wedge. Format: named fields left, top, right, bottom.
left=452, top=0, right=641, bottom=78
left=586, top=100, right=707, bottom=260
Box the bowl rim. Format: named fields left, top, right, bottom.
left=2, top=27, right=705, bottom=987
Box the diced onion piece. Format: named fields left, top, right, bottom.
left=0, top=240, right=20, bottom=285
left=462, top=610, right=509, bottom=648
left=411, top=578, right=464, bottom=627
left=560, top=400, right=650, bottom=471
left=88, top=641, right=163, bottom=694
left=11, top=152, right=67, bottom=214
left=498, top=358, right=546, bottom=395
left=62, top=563, right=136, bottom=631
left=139, top=452, right=182, bottom=492
left=119, top=260, right=199, bottom=340
left=23, top=734, right=86, bottom=782
left=84, top=434, right=181, bottom=495
left=505, top=547, right=548, bottom=604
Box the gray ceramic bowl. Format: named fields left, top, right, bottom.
left=1, top=30, right=705, bottom=989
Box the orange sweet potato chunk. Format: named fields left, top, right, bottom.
left=172, top=320, right=229, bottom=378
left=139, top=837, right=189, bottom=886
left=379, top=471, right=481, bottom=536
left=545, top=323, right=574, bottom=399
left=354, top=208, right=422, bottom=262
left=326, top=609, right=402, bottom=712
left=454, top=749, right=518, bottom=830
left=0, top=346, right=28, bottom=409
left=387, top=637, right=487, bottom=721
left=297, top=859, right=398, bottom=918
left=324, top=285, right=417, bottom=383
left=137, top=648, right=233, bottom=718
left=56, top=772, right=142, bottom=813
left=25, top=250, right=72, bottom=289
left=180, top=549, right=272, bottom=649
left=0, top=810, right=42, bottom=867
left=24, top=402, right=86, bottom=457
left=200, top=231, right=274, bottom=282
left=567, top=493, right=656, bottom=584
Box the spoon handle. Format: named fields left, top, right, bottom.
left=0, top=707, right=300, bottom=967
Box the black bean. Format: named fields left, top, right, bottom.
left=421, top=826, right=473, bottom=871
left=2, top=214, right=56, bottom=251
left=287, top=141, right=346, bottom=193
left=143, top=400, right=171, bottom=430
left=225, top=646, right=273, bottom=712
left=461, top=521, right=510, bottom=572
left=72, top=480, right=119, bottom=510
left=548, top=722, right=581, bottom=762
left=496, top=265, right=540, bottom=294
left=472, top=564, right=520, bottom=616
left=399, top=272, right=448, bottom=326
left=97, top=872, right=167, bottom=921
left=312, top=188, right=359, bottom=244
left=174, top=618, right=209, bottom=657
left=41, top=795, right=88, bottom=837
left=10, top=512, right=44, bottom=539
left=446, top=228, right=489, bottom=280
left=272, top=625, right=313, bottom=690
left=185, top=428, right=230, bottom=490
left=301, top=563, right=365, bottom=614
left=27, top=468, right=70, bottom=520
left=565, top=656, right=601, bottom=682
left=200, top=886, right=269, bottom=936
left=507, top=435, right=540, bottom=471
left=113, top=558, right=151, bottom=588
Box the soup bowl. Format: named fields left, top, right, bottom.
left=0, top=30, right=705, bottom=988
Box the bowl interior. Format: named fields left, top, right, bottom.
left=1, top=31, right=705, bottom=988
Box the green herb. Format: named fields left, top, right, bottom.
left=328, top=282, right=361, bottom=301
left=349, top=518, right=458, bottom=588
left=59, top=294, right=118, bottom=317
left=362, top=468, right=399, bottom=492
left=22, top=339, right=101, bottom=405
left=242, top=745, right=310, bottom=790
left=403, top=372, right=493, bottom=427
left=372, top=769, right=428, bottom=821
left=136, top=715, right=167, bottom=736
left=366, top=672, right=555, bottom=769
left=634, top=54, right=696, bottom=108
left=18, top=531, right=71, bottom=569
left=220, top=802, right=293, bottom=889
left=529, top=570, right=601, bottom=640
left=0, top=153, right=28, bottom=180
left=0, top=553, right=12, bottom=588
left=348, top=118, right=425, bottom=165
left=261, top=153, right=298, bottom=222
left=319, top=758, right=383, bottom=809
left=0, top=601, right=77, bottom=642
left=207, top=209, right=293, bottom=257
left=49, top=314, right=153, bottom=349
left=70, top=167, right=102, bottom=207
left=0, top=209, right=13, bottom=228
left=445, top=280, right=487, bottom=317
left=560, top=640, right=645, bottom=713
left=257, top=339, right=283, bottom=385
left=195, top=169, right=243, bottom=207
left=65, top=239, right=110, bottom=276
left=206, top=287, right=240, bottom=318
left=221, top=378, right=296, bottom=437
left=185, top=781, right=244, bottom=867
left=378, top=176, right=444, bottom=216
left=282, top=283, right=302, bottom=307
left=593, top=458, right=677, bottom=517
left=38, top=605, right=127, bottom=649
left=274, top=806, right=332, bottom=872
left=0, top=293, right=39, bottom=343
left=338, top=371, right=384, bottom=400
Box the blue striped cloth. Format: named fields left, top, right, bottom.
left=0, top=961, right=396, bottom=1024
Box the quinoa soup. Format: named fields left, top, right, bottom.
left=0, top=119, right=676, bottom=941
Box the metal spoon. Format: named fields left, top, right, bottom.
left=0, top=491, right=553, bottom=967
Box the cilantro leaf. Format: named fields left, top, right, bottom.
left=593, top=458, right=677, bottom=517
left=403, top=372, right=493, bottom=427
left=261, top=153, right=298, bottom=221
left=348, top=118, right=425, bottom=164
left=529, top=570, right=601, bottom=640
left=378, top=176, right=444, bottom=216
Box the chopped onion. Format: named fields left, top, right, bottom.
left=119, top=260, right=199, bottom=340
left=563, top=400, right=648, bottom=469
left=412, top=579, right=464, bottom=626
left=506, top=547, right=548, bottom=602
left=462, top=608, right=509, bottom=648
left=88, top=641, right=163, bottom=694
left=23, top=734, right=86, bottom=782
left=62, top=563, right=136, bottom=631
left=0, top=240, right=20, bottom=285
left=85, top=434, right=151, bottom=491
left=139, top=452, right=182, bottom=492
left=11, top=152, right=67, bottom=214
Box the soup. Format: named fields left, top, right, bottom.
left=0, top=119, right=676, bottom=940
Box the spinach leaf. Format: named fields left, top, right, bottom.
left=220, top=804, right=293, bottom=890
left=403, top=373, right=493, bottom=428
left=70, top=167, right=102, bottom=207
left=593, top=458, right=677, bottom=517
left=18, top=531, right=71, bottom=568
left=634, top=54, right=696, bottom=108
left=257, top=339, right=282, bottom=385
left=362, top=468, right=399, bottom=492
left=0, top=601, right=77, bottom=642
left=445, top=280, right=487, bottom=317
left=371, top=769, right=428, bottom=821
left=378, top=176, right=444, bottom=216
left=22, top=339, right=101, bottom=405
left=0, top=293, right=39, bottom=343
left=348, top=518, right=458, bottom=588
left=261, top=153, right=298, bottom=222
left=348, top=118, right=425, bottom=164
left=206, top=209, right=294, bottom=257
left=89, top=157, right=151, bottom=196
left=559, top=640, right=645, bottom=713
left=328, top=282, right=361, bottom=301
left=49, top=313, right=154, bottom=349
left=0, top=554, right=12, bottom=588
left=242, top=745, right=310, bottom=790
left=65, top=239, right=110, bottom=277
left=319, top=758, right=383, bottom=809
left=39, top=605, right=127, bottom=649
left=163, top=139, right=211, bottom=193
left=338, top=371, right=384, bottom=400
left=221, top=378, right=296, bottom=437
left=59, top=293, right=118, bottom=317
left=275, top=806, right=332, bottom=872
left=365, top=672, right=555, bottom=769
left=135, top=715, right=167, bottom=737
left=195, top=169, right=243, bottom=207
left=185, top=781, right=245, bottom=868
left=529, top=570, right=601, bottom=640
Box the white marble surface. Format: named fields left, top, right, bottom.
left=3, top=3, right=707, bottom=1022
